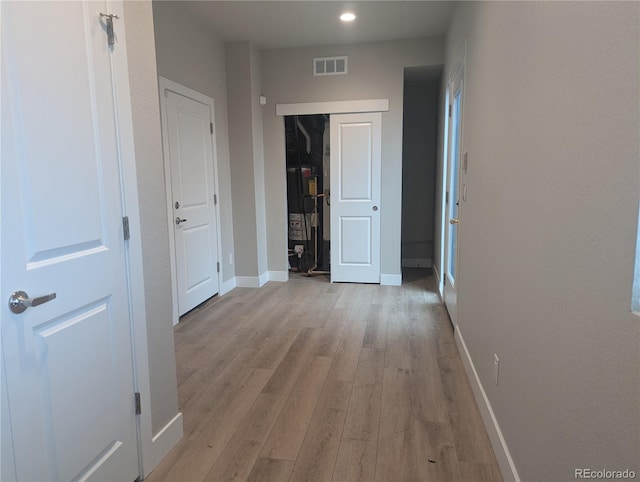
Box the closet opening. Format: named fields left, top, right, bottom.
left=284, top=114, right=331, bottom=276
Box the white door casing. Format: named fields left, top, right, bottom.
left=159, top=78, right=221, bottom=321
left=443, top=64, right=465, bottom=325
left=1, top=2, right=141, bottom=481
left=330, top=112, right=382, bottom=283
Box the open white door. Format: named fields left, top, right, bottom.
left=1, top=2, right=139, bottom=481
left=161, top=83, right=220, bottom=318
left=443, top=66, right=465, bottom=325
left=330, top=112, right=382, bottom=283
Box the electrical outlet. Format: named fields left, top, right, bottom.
left=493, top=354, right=500, bottom=386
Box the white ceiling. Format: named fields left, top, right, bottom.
left=180, top=1, right=456, bottom=50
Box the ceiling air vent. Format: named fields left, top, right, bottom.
left=313, top=56, right=348, bottom=76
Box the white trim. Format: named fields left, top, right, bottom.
left=158, top=77, right=225, bottom=326
left=438, top=84, right=449, bottom=301
left=454, top=327, right=521, bottom=482
left=147, top=413, right=183, bottom=473
left=380, top=274, right=402, bottom=286
left=401, top=258, right=432, bottom=268
left=228, top=272, right=288, bottom=288
left=109, top=3, right=154, bottom=477
left=159, top=76, right=220, bottom=108
left=220, top=277, right=237, bottom=296
left=268, top=271, right=289, bottom=282
left=276, top=99, right=389, bottom=116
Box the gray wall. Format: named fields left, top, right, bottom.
left=122, top=1, right=178, bottom=437
left=401, top=66, right=441, bottom=266
left=441, top=2, right=640, bottom=479
left=261, top=37, right=445, bottom=276
left=250, top=46, right=269, bottom=278
left=153, top=1, right=236, bottom=282
left=225, top=42, right=268, bottom=278
left=226, top=42, right=260, bottom=276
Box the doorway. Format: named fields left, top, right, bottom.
left=159, top=77, right=223, bottom=324
left=277, top=100, right=388, bottom=284
left=401, top=65, right=443, bottom=272
left=284, top=114, right=330, bottom=275
left=443, top=63, right=465, bottom=325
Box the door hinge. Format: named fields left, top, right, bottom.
left=448, top=104, right=452, bottom=117
left=134, top=392, right=141, bottom=415
left=214, top=194, right=217, bottom=205
left=210, top=122, right=214, bottom=134
left=445, top=191, right=449, bottom=204
left=217, top=262, right=220, bottom=273
left=122, top=216, right=130, bottom=241
left=99, top=13, right=119, bottom=47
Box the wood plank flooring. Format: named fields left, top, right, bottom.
left=145, top=269, right=502, bottom=482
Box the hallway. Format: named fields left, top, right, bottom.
left=146, top=269, right=502, bottom=481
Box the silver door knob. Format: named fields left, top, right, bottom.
left=8, top=291, right=56, bottom=314
left=450, top=218, right=459, bottom=224
left=175, top=217, right=188, bottom=225
left=372, top=206, right=378, bottom=211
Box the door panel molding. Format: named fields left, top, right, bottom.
left=331, top=112, right=382, bottom=283
left=1, top=1, right=152, bottom=478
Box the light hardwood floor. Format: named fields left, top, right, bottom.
left=146, top=269, right=503, bottom=482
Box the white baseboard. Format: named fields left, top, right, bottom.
left=380, top=274, right=402, bottom=286
left=268, top=270, right=289, bottom=282
left=220, top=277, right=237, bottom=296
left=401, top=257, right=432, bottom=268
left=145, top=412, right=183, bottom=477
left=454, top=327, right=521, bottom=482
left=224, top=272, right=287, bottom=290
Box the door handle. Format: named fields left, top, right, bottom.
left=175, top=217, right=188, bottom=225
left=8, top=291, right=56, bottom=314
left=372, top=206, right=378, bottom=211
left=450, top=218, right=459, bottom=224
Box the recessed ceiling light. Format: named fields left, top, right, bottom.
left=340, top=12, right=356, bottom=22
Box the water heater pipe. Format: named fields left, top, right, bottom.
left=296, top=118, right=311, bottom=154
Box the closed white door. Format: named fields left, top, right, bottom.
left=444, top=66, right=465, bottom=325
left=330, top=113, right=382, bottom=283
left=164, top=90, right=219, bottom=316
left=1, top=2, right=138, bottom=481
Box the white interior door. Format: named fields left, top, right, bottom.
left=444, top=66, right=465, bottom=325
left=330, top=112, right=382, bottom=283
left=163, top=88, right=219, bottom=316
left=1, top=2, right=139, bottom=481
